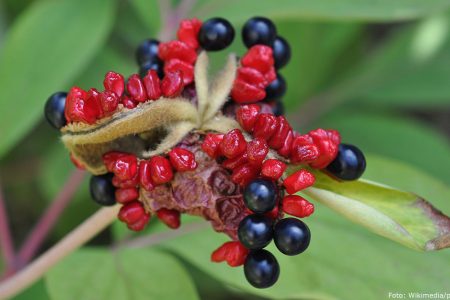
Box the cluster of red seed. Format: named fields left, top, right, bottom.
left=102, top=148, right=197, bottom=231
left=231, top=45, right=276, bottom=103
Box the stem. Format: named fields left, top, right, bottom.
left=0, top=181, right=15, bottom=272
left=0, top=205, right=120, bottom=299
left=17, top=169, right=86, bottom=265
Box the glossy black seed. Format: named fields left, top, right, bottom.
left=244, top=249, right=280, bottom=288
left=242, top=17, right=277, bottom=48
left=198, top=18, right=235, bottom=51
left=139, top=60, right=164, bottom=79
left=136, top=39, right=161, bottom=66
left=265, top=74, right=286, bottom=99
left=44, top=92, right=67, bottom=130
left=274, top=218, right=311, bottom=256
left=272, top=100, right=284, bottom=117
left=272, top=36, right=291, bottom=69
left=244, top=179, right=277, bottom=213
left=326, top=144, right=366, bottom=180
left=238, top=214, right=273, bottom=249
left=89, top=174, right=116, bottom=206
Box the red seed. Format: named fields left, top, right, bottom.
left=177, top=18, right=202, bottom=49
left=231, top=163, right=259, bottom=186
left=241, top=45, right=275, bottom=74
left=118, top=201, right=145, bottom=224
left=268, top=116, right=292, bottom=149
left=112, top=173, right=139, bottom=189
left=308, top=128, right=340, bottom=169
left=253, top=113, right=278, bottom=141
left=222, top=152, right=248, bottom=170
left=139, top=161, right=155, bottom=191
left=277, top=130, right=293, bottom=158
left=290, top=144, right=320, bottom=164
left=115, top=188, right=139, bottom=204
left=236, top=104, right=260, bottom=132
left=143, top=70, right=161, bottom=100
left=327, top=129, right=341, bottom=145
left=211, top=241, right=249, bottom=267
left=127, top=213, right=150, bottom=231
left=103, top=71, right=125, bottom=97
left=231, top=79, right=265, bottom=104
left=86, top=88, right=103, bottom=118
left=264, top=66, right=277, bottom=83
left=168, top=148, right=197, bottom=171
left=236, top=67, right=267, bottom=88
left=127, top=74, right=147, bottom=102
left=247, top=138, right=268, bottom=166
left=161, top=71, right=184, bottom=98
left=201, top=133, right=224, bottom=158
left=65, top=87, right=99, bottom=124
left=69, top=153, right=85, bottom=170
left=149, top=156, right=173, bottom=185
left=158, top=40, right=197, bottom=64
left=261, top=159, right=286, bottom=180
left=156, top=208, right=181, bottom=229
left=265, top=204, right=280, bottom=219
left=100, top=90, right=119, bottom=115
left=121, top=95, right=138, bottom=109
left=103, top=152, right=138, bottom=181
left=220, top=129, right=247, bottom=159
left=282, top=195, right=315, bottom=218
left=283, top=169, right=315, bottom=194
left=164, top=59, right=194, bottom=85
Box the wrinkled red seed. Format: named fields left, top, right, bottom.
left=308, top=129, right=340, bottom=169
left=118, top=201, right=145, bottom=224
left=222, top=152, right=248, bottom=170
left=164, top=59, right=194, bottom=85
left=231, top=79, right=266, bottom=103
left=149, top=156, right=173, bottom=184
left=115, top=188, right=139, bottom=204
left=127, top=213, right=150, bottom=231
left=65, top=86, right=99, bottom=124
left=201, top=133, right=224, bottom=158
left=290, top=143, right=320, bottom=164
left=282, top=195, right=315, bottom=218
left=161, top=71, right=184, bottom=97
left=278, top=129, right=294, bottom=158
left=127, top=74, right=147, bottom=102
left=112, top=174, right=139, bottom=189
left=253, top=114, right=278, bottom=141
left=70, top=153, right=85, bottom=170
left=247, top=138, right=268, bottom=166
left=261, top=159, right=286, bottom=180
left=241, top=45, right=275, bottom=74
left=264, top=66, right=277, bottom=83
left=86, top=88, right=103, bottom=118
left=158, top=40, right=197, bottom=64
left=100, top=90, right=119, bottom=115
left=103, top=71, right=125, bottom=97
left=236, top=67, right=267, bottom=88
left=177, top=18, right=202, bottom=49
left=156, top=208, right=181, bottom=229
left=231, top=163, right=259, bottom=186
left=265, top=204, right=280, bottom=219
left=168, top=148, right=197, bottom=171
left=268, top=116, right=291, bottom=149
left=283, top=169, right=316, bottom=194
left=236, top=104, right=260, bottom=132
left=103, top=152, right=138, bottom=181
left=211, top=241, right=249, bottom=267
left=220, top=129, right=247, bottom=159
left=139, top=161, right=155, bottom=191
left=121, top=95, right=137, bottom=109
left=143, top=70, right=161, bottom=100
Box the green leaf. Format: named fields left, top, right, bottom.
left=296, top=166, right=450, bottom=251
left=45, top=248, right=199, bottom=300
left=0, top=0, right=116, bottom=158
left=193, top=0, right=450, bottom=22
left=13, top=279, right=50, bottom=300
left=129, top=0, right=161, bottom=36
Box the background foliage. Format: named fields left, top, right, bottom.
left=0, top=0, right=449, bottom=299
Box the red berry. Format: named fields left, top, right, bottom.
left=236, top=67, right=267, bottom=88
left=282, top=195, right=314, bottom=218
left=156, top=208, right=181, bottom=229
left=139, top=161, right=155, bottom=191
left=247, top=138, right=268, bottom=166
left=127, top=74, right=147, bottom=102
left=201, top=133, right=224, bottom=158
left=268, top=116, right=291, bottom=149
left=308, top=129, right=340, bottom=169
left=149, top=156, right=173, bottom=184
left=64, top=87, right=99, bottom=124
left=161, top=71, right=184, bottom=97
left=241, top=45, right=274, bottom=74
left=118, top=201, right=145, bottom=224
left=264, top=66, right=277, bottom=83
left=291, top=143, right=320, bottom=164
left=253, top=114, right=278, bottom=141
left=112, top=173, right=139, bottom=188
left=177, top=18, right=202, bottom=49
left=261, top=159, right=286, bottom=180
left=143, top=70, right=161, bottom=100
left=158, top=40, right=197, bottom=64
left=121, top=95, right=138, bottom=109
left=231, top=79, right=265, bottom=103
left=100, top=90, right=119, bottom=115
left=220, top=129, right=247, bottom=159
left=103, top=71, right=124, bottom=97
left=211, top=241, right=249, bottom=267
left=236, top=104, right=260, bottom=132
left=278, top=130, right=293, bottom=158
left=283, top=169, right=315, bottom=194
left=127, top=213, right=150, bottom=231
left=86, top=88, right=103, bottom=118
left=231, top=163, right=259, bottom=186
left=168, top=148, right=197, bottom=171
left=164, top=59, right=194, bottom=85
left=70, top=153, right=85, bottom=170
left=115, top=188, right=139, bottom=204
left=327, top=129, right=341, bottom=145
left=222, top=152, right=248, bottom=170
left=103, top=152, right=138, bottom=181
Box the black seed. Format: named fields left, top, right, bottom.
left=265, top=74, right=286, bottom=99
left=272, top=100, right=285, bottom=116
left=242, top=17, right=277, bottom=48
left=238, top=214, right=273, bottom=250
left=272, top=36, right=291, bottom=69
left=136, top=39, right=161, bottom=66
left=89, top=174, right=116, bottom=206
left=244, top=249, right=280, bottom=288
left=198, top=17, right=235, bottom=51
left=274, top=218, right=311, bottom=255
left=244, top=179, right=277, bottom=213
left=44, top=92, right=67, bottom=130
left=139, top=60, right=164, bottom=79
left=326, top=144, right=366, bottom=180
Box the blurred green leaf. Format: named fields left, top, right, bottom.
left=45, top=248, right=199, bottom=300
left=129, top=0, right=161, bottom=36
left=13, top=279, right=50, bottom=300
left=315, top=111, right=450, bottom=184
left=0, top=0, right=116, bottom=158
left=301, top=169, right=450, bottom=251
left=194, top=0, right=450, bottom=22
